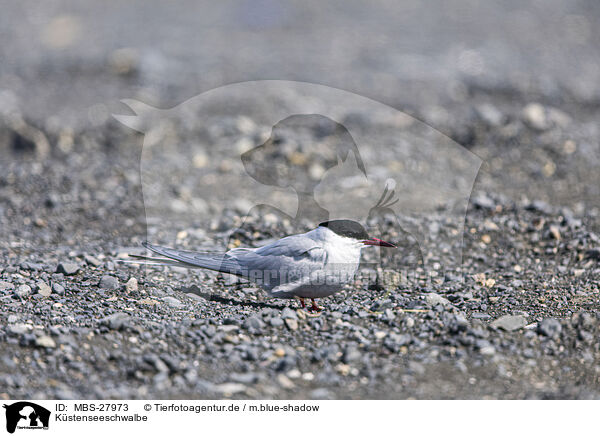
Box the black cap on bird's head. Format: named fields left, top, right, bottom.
left=318, top=220, right=396, bottom=247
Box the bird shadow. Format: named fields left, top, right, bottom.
left=179, top=285, right=286, bottom=310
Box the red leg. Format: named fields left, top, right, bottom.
left=310, top=299, right=322, bottom=312
left=298, top=298, right=305, bottom=309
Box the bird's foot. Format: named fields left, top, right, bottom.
left=308, top=299, right=323, bottom=312
left=296, top=297, right=306, bottom=310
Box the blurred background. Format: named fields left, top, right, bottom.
left=1, top=0, right=599, bottom=229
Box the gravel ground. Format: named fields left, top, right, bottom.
left=1, top=1, right=600, bottom=399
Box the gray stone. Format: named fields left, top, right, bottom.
left=491, top=315, right=528, bottom=332
left=243, top=315, right=264, bottom=333
left=100, top=312, right=131, bottom=330
left=284, top=318, right=298, bottom=331
left=0, top=281, right=15, bottom=291
left=52, top=283, right=65, bottom=295
left=125, top=277, right=138, bottom=292
left=270, top=317, right=284, bottom=327
left=281, top=307, right=297, bottom=320
left=56, top=262, right=79, bottom=275
left=35, top=281, right=52, bottom=297
left=310, top=388, right=334, bottom=400
left=35, top=335, right=56, bottom=348
left=425, top=293, right=451, bottom=307
left=15, top=284, right=32, bottom=298
left=163, top=296, right=184, bottom=309
left=538, top=318, right=562, bottom=339
left=84, top=255, right=101, bottom=267
left=213, top=383, right=246, bottom=396
left=342, top=346, right=361, bottom=363
left=8, top=324, right=31, bottom=336
left=99, top=275, right=119, bottom=290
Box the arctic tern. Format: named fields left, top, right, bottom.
left=133, top=219, right=395, bottom=311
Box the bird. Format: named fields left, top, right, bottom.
left=131, top=219, right=395, bottom=312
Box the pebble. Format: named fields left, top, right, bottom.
left=125, top=277, right=138, bottom=292
left=276, top=374, right=295, bottom=389
left=15, top=284, right=32, bottom=298
left=52, top=283, right=65, bottom=295
left=98, top=275, right=119, bottom=290
left=0, top=281, right=14, bottom=291
left=284, top=318, right=298, bottom=331
left=56, top=262, right=79, bottom=275
left=270, top=317, right=284, bottom=327
left=8, top=324, right=31, bottom=335
left=213, top=383, right=246, bottom=396
left=217, top=325, right=239, bottom=333
left=310, top=388, right=334, bottom=400
left=491, top=315, right=528, bottom=332
left=163, top=297, right=184, bottom=309
left=243, top=316, right=265, bottom=334
left=538, top=318, right=562, bottom=339
left=100, top=312, right=131, bottom=330
left=281, top=307, right=297, bottom=320
left=425, top=293, right=451, bottom=307
left=84, top=255, right=101, bottom=267
left=342, top=346, right=361, bottom=363
left=35, top=335, right=56, bottom=348
left=35, top=281, right=52, bottom=297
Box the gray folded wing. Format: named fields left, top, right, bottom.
left=223, top=235, right=328, bottom=290
left=142, top=236, right=328, bottom=290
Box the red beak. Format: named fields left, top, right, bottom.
left=362, top=238, right=396, bottom=248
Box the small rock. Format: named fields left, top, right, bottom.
left=213, top=383, right=246, bottom=396
left=374, top=331, right=387, bottom=340
left=52, top=283, right=65, bottom=295
left=270, top=317, right=284, bottom=327
left=98, top=275, right=119, bottom=290
left=144, top=354, right=169, bottom=373
left=425, top=293, right=451, bottom=307
left=281, top=307, right=297, bottom=320
left=491, top=315, right=528, bottom=332
left=476, top=103, right=504, bottom=127
left=342, top=346, right=361, bottom=363
left=56, top=262, right=79, bottom=275
left=310, top=388, right=334, bottom=400
left=35, top=335, right=56, bottom=348
left=284, top=318, right=298, bottom=331
left=538, top=318, right=562, bottom=339
left=8, top=324, right=31, bottom=335
left=125, top=277, right=138, bottom=292
left=522, top=103, right=549, bottom=130
left=548, top=225, right=561, bottom=241
left=217, top=325, right=239, bottom=333
left=243, top=316, right=264, bottom=334
left=0, top=281, right=14, bottom=291
left=35, top=281, right=52, bottom=297
left=14, top=284, right=32, bottom=298
left=229, top=372, right=258, bottom=384
left=276, top=373, right=295, bottom=389
left=479, top=345, right=496, bottom=356
left=163, top=296, right=184, bottom=309
left=100, top=312, right=131, bottom=330
left=84, top=255, right=101, bottom=267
